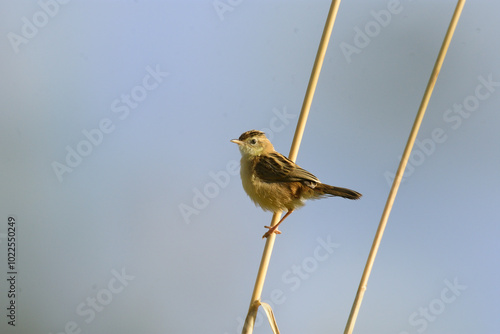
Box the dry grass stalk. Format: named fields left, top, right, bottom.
left=343, top=1, right=466, bottom=333
left=241, top=0, right=343, bottom=333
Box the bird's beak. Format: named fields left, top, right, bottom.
left=230, top=139, right=243, bottom=145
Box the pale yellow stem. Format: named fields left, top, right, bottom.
left=343, top=1, right=466, bottom=333
left=241, top=1, right=342, bottom=333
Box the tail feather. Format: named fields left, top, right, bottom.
left=315, top=183, right=362, bottom=200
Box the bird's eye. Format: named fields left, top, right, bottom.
left=249, top=138, right=257, bottom=145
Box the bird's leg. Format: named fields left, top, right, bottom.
left=262, top=210, right=294, bottom=239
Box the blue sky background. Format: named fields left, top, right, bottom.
left=1, top=1, right=499, bottom=333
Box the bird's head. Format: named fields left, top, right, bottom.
left=231, top=130, right=274, bottom=157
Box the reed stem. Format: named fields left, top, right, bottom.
left=343, top=1, right=466, bottom=333
left=241, top=1, right=342, bottom=333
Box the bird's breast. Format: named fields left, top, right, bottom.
left=240, top=157, right=258, bottom=198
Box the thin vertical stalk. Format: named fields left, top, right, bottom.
left=289, top=0, right=341, bottom=161
left=343, top=1, right=466, bottom=333
left=241, top=1, right=342, bottom=333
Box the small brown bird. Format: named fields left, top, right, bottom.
left=231, top=130, right=361, bottom=238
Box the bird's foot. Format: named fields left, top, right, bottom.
left=262, top=225, right=282, bottom=239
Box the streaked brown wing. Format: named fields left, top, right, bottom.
left=255, top=152, right=320, bottom=187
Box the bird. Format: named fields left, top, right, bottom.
left=231, top=130, right=362, bottom=239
